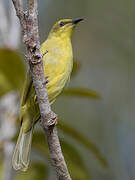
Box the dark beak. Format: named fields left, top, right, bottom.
left=72, top=18, right=84, bottom=24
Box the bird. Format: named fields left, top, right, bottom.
left=12, top=18, right=84, bottom=171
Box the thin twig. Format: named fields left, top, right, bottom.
left=12, top=0, right=25, bottom=25
left=8, top=0, right=21, bottom=48
left=11, top=0, right=71, bottom=179
left=0, top=0, right=9, bottom=46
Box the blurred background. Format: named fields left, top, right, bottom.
left=0, top=0, right=133, bottom=179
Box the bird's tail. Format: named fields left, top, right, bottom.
left=12, top=126, right=33, bottom=171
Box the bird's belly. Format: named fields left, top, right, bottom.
left=47, top=74, right=67, bottom=103
left=46, top=60, right=73, bottom=104
left=42, top=38, right=73, bottom=104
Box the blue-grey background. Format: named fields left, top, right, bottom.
left=0, top=0, right=134, bottom=180
left=39, top=0, right=133, bottom=179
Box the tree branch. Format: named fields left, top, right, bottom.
left=0, top=0, right=9, bottom=46
left=12, top=0, right=25, bottom=27
left=8, top=0, right=21, bottom=48
left=11, top=0, right=71, bottom=179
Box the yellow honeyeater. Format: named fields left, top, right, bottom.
left=12, top=18, right=83, bottom=171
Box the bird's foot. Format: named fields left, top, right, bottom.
left=42, top=50, right=48, bottom=57
left=47, top=112, right=58, bottom=127
left=45, top=76, right=49, bottom=84
left=40, top=111, right=58, bottom=129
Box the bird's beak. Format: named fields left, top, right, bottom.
left=72, top=18, right=84, bottom=24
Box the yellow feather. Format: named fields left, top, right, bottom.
left=12, top=18, right=83, bottom=171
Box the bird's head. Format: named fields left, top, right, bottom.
left=48, top=18, right=84, bottom=39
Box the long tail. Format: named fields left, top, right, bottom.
left=12, top=126, right=33, bottom=171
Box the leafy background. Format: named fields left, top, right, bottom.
left=0, top=0, right=134, bottom=180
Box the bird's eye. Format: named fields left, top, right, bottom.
left=59, top=21, right=65, bottom=27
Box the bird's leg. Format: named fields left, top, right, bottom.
left=42, top=50, right=48, bottom=57
left=45, top=76, right=49, bottom=84
left=42, top=76, right=49, bottom=86
left=40, top=111, right=58, bottom=129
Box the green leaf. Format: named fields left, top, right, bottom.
left=0, top=49, right=26, bottom=97
left=61, top=139, right=92, bottom=180
left=15, top=162, right=48, bottom=180
left=71, top=60, right=80, bottom=77
left=32, top=131, right=92, bottom=180
left=63, top=88, right=100, bottom=99
left=33, top=131, right=49, bottom=156
left=0, top=155, right=4, bottom=180
left=58, top=121, right=108, bottom=168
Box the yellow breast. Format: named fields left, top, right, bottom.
left=41, top=36, right=73, bottom=104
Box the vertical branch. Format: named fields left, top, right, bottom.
left=0, top=1, right=9, bottom=46
left=12, top=0, right=71, bottom=179
left=8, top=0, right=21, bottom=48
left=0, top=0, right=21, bottom=49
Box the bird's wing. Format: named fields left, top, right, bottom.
left=21, top=70, right=33, bottom=107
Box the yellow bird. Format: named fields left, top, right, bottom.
left=12, top=18, right=83, bottom=171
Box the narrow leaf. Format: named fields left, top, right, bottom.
left=0, top=49, right=26, bottom=97
left=61, top=139, right=92, bottom=180
left=63, top=88, right=100, bottom=99
left=71, top=60, right=80, bottom=77
left=32, top=131, right=92, bottom=180
left=15, top=162, right=48, bottom=180
left=58, top=121, right=108, bottom=168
